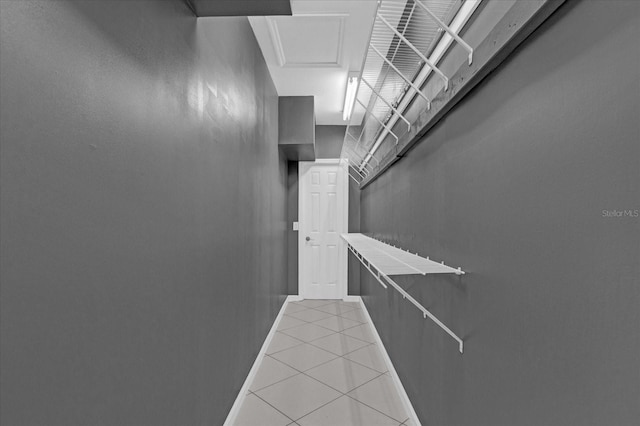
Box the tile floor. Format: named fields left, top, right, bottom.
left=232, top=299, right=414, bottom=426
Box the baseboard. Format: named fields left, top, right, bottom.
left=343, top=295, right=360, bottom=303
left=223, top=295, right=295, bottom=426
left=357, top=297, right=422, bottom=426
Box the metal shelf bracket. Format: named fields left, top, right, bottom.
left=343, top=233, right=465, bottom=353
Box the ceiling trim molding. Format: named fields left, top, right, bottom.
left=267, top=14, right=348, bottom=68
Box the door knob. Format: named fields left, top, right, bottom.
left=305, top=236, right=311, bottom=241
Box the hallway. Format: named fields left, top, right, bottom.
left=1, top=1, right=638, bottom=426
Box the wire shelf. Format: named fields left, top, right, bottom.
left=342, top=0, right=474, bottom=183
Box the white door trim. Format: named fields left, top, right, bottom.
left=298, top=159, right=349, bottom=299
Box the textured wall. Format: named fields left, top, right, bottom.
left=0, top=1, right=287, bottom=425
left=287, top=161, right=300, bottom=295
left=360, top=1, right=639, bottom=425
left=315, top=125, right=346, bottom=159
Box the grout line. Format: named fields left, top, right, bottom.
left=306, top=339, right=375, bottom=358
left=295, top=315, right=386, bottom=371
left=284, top=302, right=363, bottom=322
left=292, top=369, right=385, bottom=422
left=292, top=393, right=345, bottom=423
left=344, top=394, right=408, bottom=425
left=264, top=332, right=307, bottom=356
left=250, top=389, right=298, bottom=424
left=264, top=344, right=342, bottom=376
left=274, top=344, right=386, bottom=396
left=301, top=357, right=384, bottom=393
left=341, top=352, right=389, bottom=375
left=306, top=320, right=367, bottom=335
left=290, top=300, right=337, bottom=309
left=284, top=308, right=368, bottom=334
left=278, top=314, right=311, bottom=329
left=294, top=301, right=362, bottom=315
left=278, top=328, right=337, bottom=344
left=248, top=358, right=301, bottom=393
left=337, top=329, right=377, bottom=345
left=279, top=349, right=340, bottom=374
left=259, top=354, right=390, bottom=422
left=336, top=369, right=386, bottom=394
left=293, top=371, right=389, bottom=423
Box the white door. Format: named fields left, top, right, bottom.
left=299, top=160, right=348, bottom=299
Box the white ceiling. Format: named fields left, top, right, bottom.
left=249, top=0, right=379, bottom=125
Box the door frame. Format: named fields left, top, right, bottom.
left=298, top=159, right=349, bottom=300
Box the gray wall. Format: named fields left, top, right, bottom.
left=287, top=161, right=300, bottom=295
left=0, top=1, right=288, bottom=425
left=279, top=97, right=316, bottom=161
left=348, top=176, right=361, bottom=295
left=315, top=125, right=346, bottom=159
left=359, top=1, right=639, bottom=425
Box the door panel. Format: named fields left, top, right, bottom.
left=299, top=161, right=347, bottom=299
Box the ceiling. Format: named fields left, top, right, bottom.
left=249, top=0, right=380, bottom=125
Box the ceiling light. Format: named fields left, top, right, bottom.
left=342, top=73, right=359, bottom=121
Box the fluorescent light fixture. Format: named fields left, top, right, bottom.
left=342, top=73, right=359, bottom=121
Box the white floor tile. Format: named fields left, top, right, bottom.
left=266, top=332, right=305, bottom=355
left=308, top=333, right=371, bottom=356
left=234, top=393, right=292, bottom=426
left=277, top=315, right=308, bottom=331
left=314, top=303, right=358, bottom=315
left=234, top=299, right=417, bottom=426
left=335, top=301, right=362, bottom=309
left=305, top=357, right=382, bottom=393
left=347, top=374, right=410, bottom=423
left=297, top=395, right=400, bottom=426
left=271, top=343, right=338, bottom=371
left=280, top=323, right=336, bottom=343
left=313, top=316, right=362, bottom=332
left=342, top=344, right=389, bottom=373
left=255, top=374, right=341, bottom=421
left=293, top=299, right=335, bottom=308
left=249, top=356, right=299, bottom=392
left=341, top=323, right=378, bottom=343
left=287, top=309, right=334, bottom=323
left=338, top=308, right=369, bottom=323
left=285, top=303, right=309, bottom=314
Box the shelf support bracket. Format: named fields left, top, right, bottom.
left=380, top=274, right=464, bottom=354
left=343, top=234, right=465, bottom=353
left=414, top=0, right=474, bottom=65
left=361, top=78, right=411, bottom=132
left=370, top=44, right=432, bottom=110
left=377, top=13, right=449, bottom=90
left=355, top=99, right=399, bottom=149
